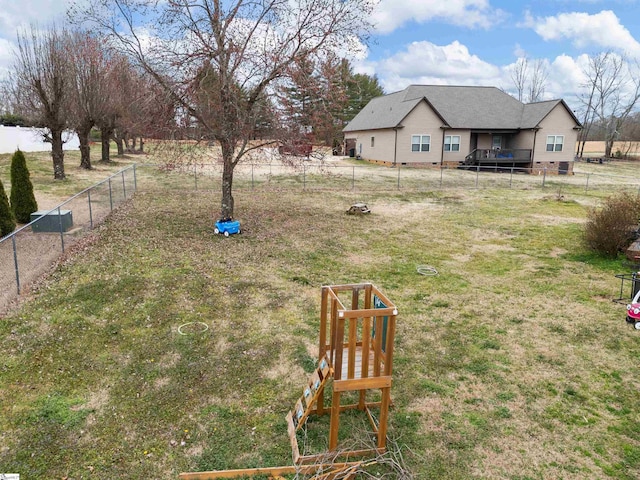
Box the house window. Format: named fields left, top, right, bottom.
left=411, top=135, right=430, bottom=152
left=371, top=136, right=375, bottom=148
left=444, top=135, right=460, bottom=152
left=546, top=135, right=564, bottom=152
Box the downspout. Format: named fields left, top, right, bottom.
left=393, top=127, right=398, bottom=167
left=441, top=127, right=446, bottom=166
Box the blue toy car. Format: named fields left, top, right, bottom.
left=214, top=219, right=241, bottom=237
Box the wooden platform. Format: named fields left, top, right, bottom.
left=336, top=346, right=377, bottom=380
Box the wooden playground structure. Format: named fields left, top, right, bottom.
left=179, top=283, right=398, bottom=479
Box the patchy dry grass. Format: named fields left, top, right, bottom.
left=0, top=162, right=639, bottom=479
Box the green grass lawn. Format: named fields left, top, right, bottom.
left=1, top=159, right=640, bottom=479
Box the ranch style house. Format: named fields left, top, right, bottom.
left=343, top=85, right=582, bottom=174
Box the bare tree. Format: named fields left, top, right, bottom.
left=578, top=51, right=640, bottom=158
left=67, top=31, right=113, bottom=169
left=11, top=25, right=71, bottom=180
left=75, top=0, right=373, bottom=220
left=104, top=55, right=133, bottom=158
left=528, top=58, right=548, bottom=103
left=575, top=54, right=602, bottom=158
left=510, top=57, right=527, bottom=102
left=510, top=56, right=548, bottom=103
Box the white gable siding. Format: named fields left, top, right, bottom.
left=533, top=104, right=578, bottom=163
left=396, top=101, right=444, bottom=165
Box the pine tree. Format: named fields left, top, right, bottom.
left=10, top=149, right=38, bottom=223
left=0, top=178, right=16, bottom=237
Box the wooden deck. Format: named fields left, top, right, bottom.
left=334, top=346, right=380, bottom=380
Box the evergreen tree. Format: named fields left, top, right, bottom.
left=10, top=149, right=38, bottom=223
left=0, top=179, right=16, bottom=237
left=344, top=71, right=385, bottom=122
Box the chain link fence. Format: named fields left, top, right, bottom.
left=133, top=161, right=640, bottom=196
left=0, top=165, right=137, bottom=313
left=2, top=160, right=639, bottom=313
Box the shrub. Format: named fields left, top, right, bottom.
left=10, top=149, right=38, bottom=223
left=585, top=193, right=640, bottom=257
left=0, top=178, right=16, bottom=237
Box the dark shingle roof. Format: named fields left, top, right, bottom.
left=343, top=85, right=579, bottom=132
left=341, top=90, right=422, bottom=131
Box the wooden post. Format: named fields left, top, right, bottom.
left=348, top=318, right=357, bottom=379
left=378, top=387, right=391, bottom=449
left=320, top=287, right=328, bottom=359
left=318, top=287, right=328, bottom=415
left=330, top=298, right=338, bottom=367
left=384, top=315, right=396, bottom=376
left=373, top=315, right=382, bottom=377
left=334, top=315, right=345, bottom=381
left=329, top=391, right=341, bottom=450
left=360, top=285, right=373, bottom=409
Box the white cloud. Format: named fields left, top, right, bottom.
left=0, top=0, right=78, bottom=81
left=525, top=10, right=640, bottom=58
left=374, top=40, right=501, bottom=91
left=513, top=43, right=526, bottom=58
left=372, top=0, right=507, bottom=34
left=500, top=54, right=589, bottom=104
left=0, top=0, right=74, bottom=37
left=363, top=38, right=592, bottom=109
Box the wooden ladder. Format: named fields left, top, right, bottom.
left=285, top=353, right=332, bottom=462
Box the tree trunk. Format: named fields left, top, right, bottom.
left=605, top=140, right=613, bottom=158
left=78, top=126, right=93, bottom=169
left=50, top=128, right=65, bottom=180
left=122, top=132, right=131, bottom=153
left=114, top=137, right=124, bottom=155
left=220, top=142, right=235, bottom=220
left=101, top=127, right=113, bottom=162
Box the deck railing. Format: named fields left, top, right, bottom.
left=464, top=148, right=532, bottom=164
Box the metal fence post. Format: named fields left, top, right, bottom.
left=352, top=166, right=355, bottom=190
left=585, top=173, right=590, bottom=193
left=303, top=164, right=306, bottom=191
left=475, top=165, right=480, bottom=188
left=133, top=164, right=137, bottom=192
left=542, top=168, right=547, bottom=187
left=510, top=167, right=514, bottom=188
left=397, top=165, right=401, bottom=190
left=58, top=206, right=65, bottom=253
left=251, top=163, right=254, bottom=189
left=88, top=189, right=93, bottom=229
left=122, top=170, right=126, bottom=199
left=12, top=235, right=20, bottom=294
left=440, top=165, right=444, bottom=188
left=108, top=177, right=113, bottom=211
left=194, top=164, right=198, bottom=190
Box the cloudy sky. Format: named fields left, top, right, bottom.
left=358, top=0, right=640, bottom=106
left=0, top=0, right=638, bottom=110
